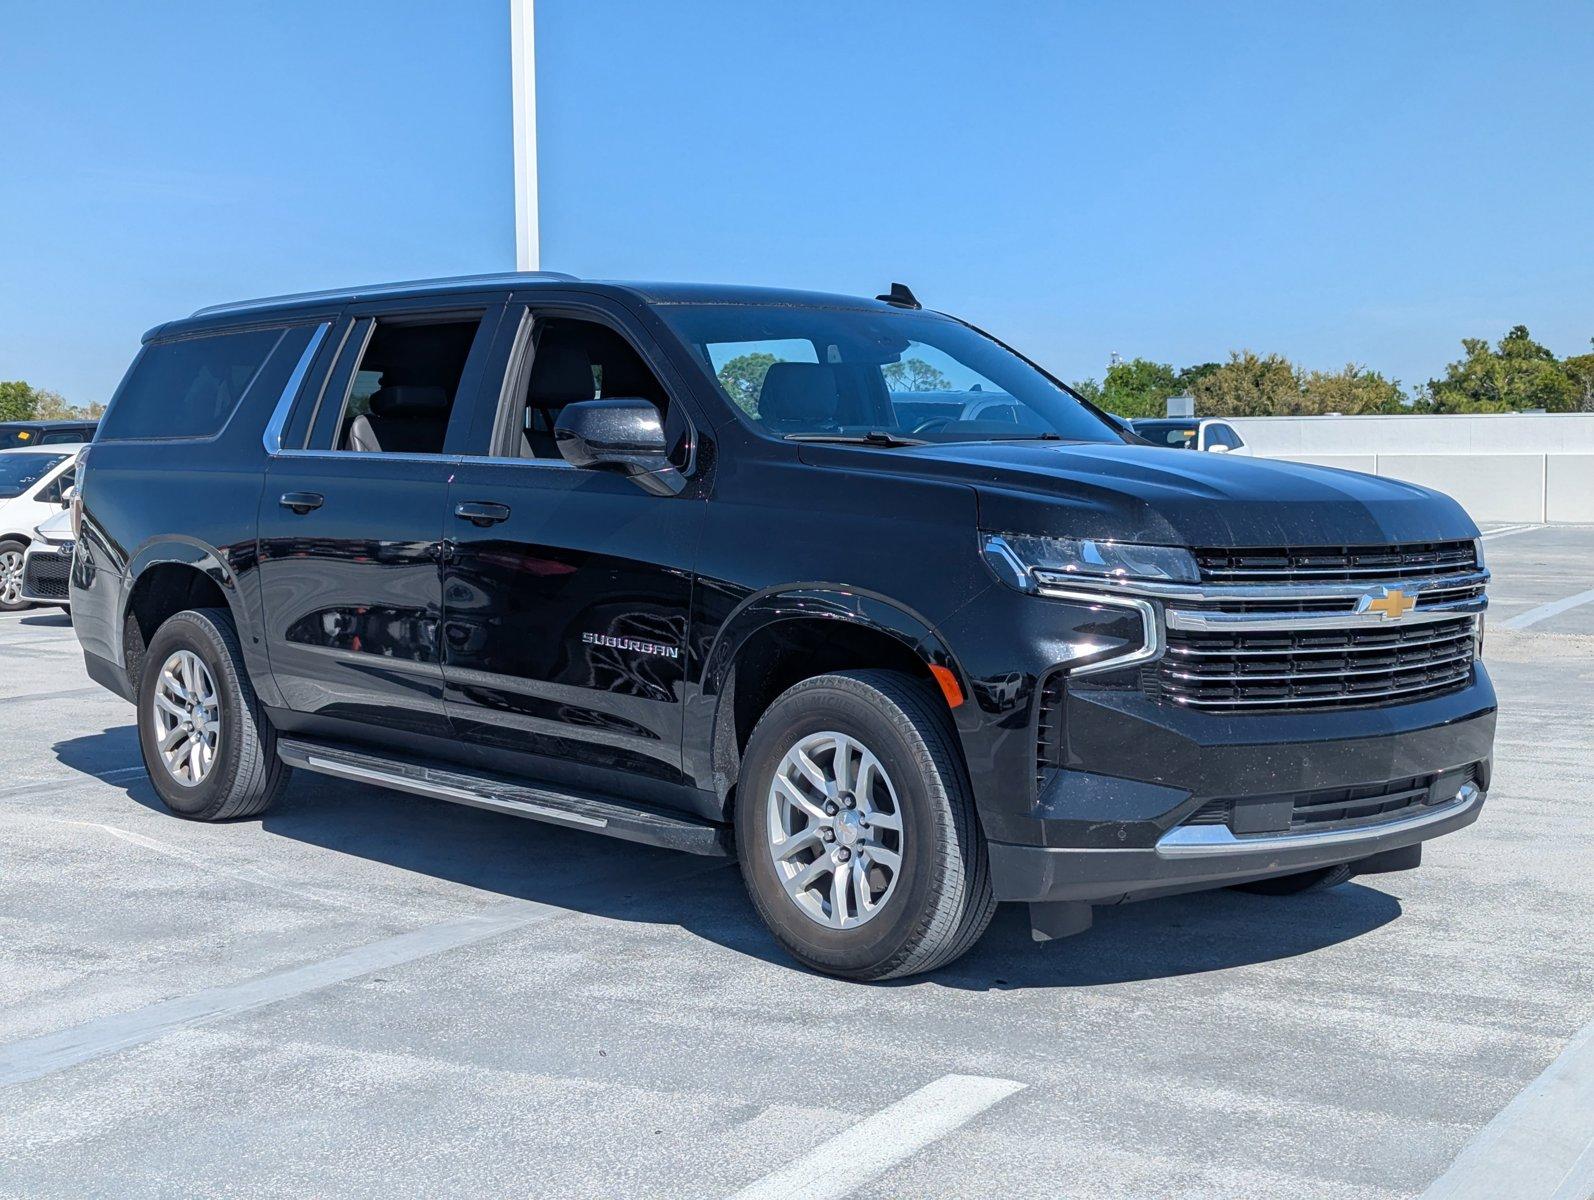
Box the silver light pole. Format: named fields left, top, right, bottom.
left=510, top=0, right=539, bottom=271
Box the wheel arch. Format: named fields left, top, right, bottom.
left=700, top=585, right=972, bottom=808
left=121, top=539, right=243, bottom=692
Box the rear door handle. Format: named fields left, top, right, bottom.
left=454, top=501, right=511, bottom=527
left=279, top=491, right=324, bottom=514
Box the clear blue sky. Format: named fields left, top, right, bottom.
left=3, top=0, right=1591, bottom=404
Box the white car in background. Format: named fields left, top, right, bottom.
left=1130, top=417, right=1251, bottom=454
left=20, top=508, right=75, bottom=609
left=0, top=443, right=84, bottom=611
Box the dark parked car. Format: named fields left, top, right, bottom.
left=71, top=274, right=1495, bottom=979
left=0, top=419, right=99, bottom=449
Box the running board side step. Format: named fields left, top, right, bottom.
left=276, top=738, right=731, bottom=857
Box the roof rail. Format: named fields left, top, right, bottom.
left=190, top=271, right=581, bottom=318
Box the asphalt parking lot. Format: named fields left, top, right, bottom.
left=1, top=523, right=1591, bottom=1199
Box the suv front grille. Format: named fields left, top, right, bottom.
left=1147, top=615, right=1477, bottom=711
left=1193, top=540, right=1477, bottom=584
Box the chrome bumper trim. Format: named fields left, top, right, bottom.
left=1155, top=783, right=1481, bottom=858
left=1030, top=567, right=1489, bottom=604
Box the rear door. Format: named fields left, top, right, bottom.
left=438, top=291, right=709, bottom=810
left=256, top=294, right=504, bottom=744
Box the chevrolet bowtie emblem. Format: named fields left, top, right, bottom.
left=1357, top=585, right=1417, bottom=620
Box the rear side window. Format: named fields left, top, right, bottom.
left=99, top=328, right=282, bottom=441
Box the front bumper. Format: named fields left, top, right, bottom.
left=20, top=539, right=74, bottom=605
left=985, top=666, right=1496, bottom=903
left=991, top=781, right=1483, bottom=903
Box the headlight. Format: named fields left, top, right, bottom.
left=1473, top=536, right=1485, bottom=571
left=982, top=532, right=1198, bottom=592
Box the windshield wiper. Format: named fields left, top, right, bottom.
left=784, top=431, right=928, bottom=447
left=981, top=432, right=1068, bottom=442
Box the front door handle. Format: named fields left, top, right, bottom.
left=279, top=491, right=324, bottom=514
left=454, top=501, right=511, bottom=527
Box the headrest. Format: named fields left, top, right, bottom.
left=528, top=342, right=595, bottom=405
left=369, top=385, right=449, bottom=416
left=757, top=362, right=840, bottom=427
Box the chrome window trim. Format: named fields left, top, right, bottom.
left=267, top=449, right=464, bottom=464
left=261, top=323, right=331, bottom=455
left=1031, top=585, right=1163, bottom=676
left=1156, top=783, right=1480, bottom=858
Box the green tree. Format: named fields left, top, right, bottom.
left=1190, top=351, right=1302, bottom=416
left=1423, top=325, right=1579, bottom=412
left=1176, top=362, right=1221, bottom=394
left=715, top=352, right=778, bottom=415
left=1069, top=377, right=1105, bottom=404
left=32, top=389, right=105, bottom=419
left=0, top=381, right=40, bottom=422
left=1095, top=358, right=1182, bottom=418
left=882, top=357, right=952, bottom=392
left=1560, top=340, right=1594, bottom=412
left=1299, top=364, right=1406, bottom=414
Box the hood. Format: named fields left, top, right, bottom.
left=809, top=441, right=1478, bottom=547
left=32, top=508, right=73, bottom=543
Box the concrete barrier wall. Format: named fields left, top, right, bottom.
left=1221, top=415, right=1594, bottom=522
left=1229, top=413, right=1594, bottom=456
left=1264, top=452, right=1594, bottom=523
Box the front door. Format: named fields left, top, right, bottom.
left=256, top=297, right=503, bottom=744
left=440, top=298, right=707, bottom=810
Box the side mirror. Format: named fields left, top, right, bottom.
left=554, top=398, right=685, bottom=497
left=1206, top=443, right=1230, bottom=453
left=59, top=485, right=77, bottom=507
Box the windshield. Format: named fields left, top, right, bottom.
left=659, top=305, right=1121, bottom=445
left=0, top=426, right=40, bottom=450
left=1134, top=421, right=1200, bottom=449
left=0, top=452, right=68, bottom=498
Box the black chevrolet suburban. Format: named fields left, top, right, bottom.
left=71, top=273, right=1496, bottom=980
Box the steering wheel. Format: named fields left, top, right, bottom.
left=911, top=417, right=953, bottom=434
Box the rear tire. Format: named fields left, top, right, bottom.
left=137, top=607, right=290, bottom=821
left=735, top=670, right=996, bottom=981
left=1231, top=863, right=1354, bottom=895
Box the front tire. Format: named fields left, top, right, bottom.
left=735, top=670, right=996, bottom=981
left=137, top=607, right=290, bottom=821
left=0, top=540, right=30, bottom=612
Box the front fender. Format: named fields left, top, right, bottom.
left=686, top=583, right=979, bottom=809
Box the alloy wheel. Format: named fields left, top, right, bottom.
left=0, top=550, right=23, bottom=605
left=151, top=650, right=222, bottom=787
left=766, top=731, right=905, bottom=929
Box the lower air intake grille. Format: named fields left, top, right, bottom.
left=1185, top=765, right=1480, bottom=836
left=22, top=546, right=72, bottom=602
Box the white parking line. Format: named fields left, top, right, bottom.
left=1420, top=1016, right=1594, bottom=1200
left=725, top=1074, right=1026, bottom=1200
left=1503, top=586, right=1594, bottom=630
left=0, top=766, right=145, bottom=803
left=0, top=859, right=727, bottom=1088
left=1480, top=524, right=1543, bottom=541
left=58, top=821, right=385, bottom=913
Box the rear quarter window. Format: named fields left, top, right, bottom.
left=98, top=327, right=284, bottom=441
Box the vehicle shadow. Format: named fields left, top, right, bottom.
left=53, top=725, right=1404, bottom=991
left=9, top=610, right=73, bottom=628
